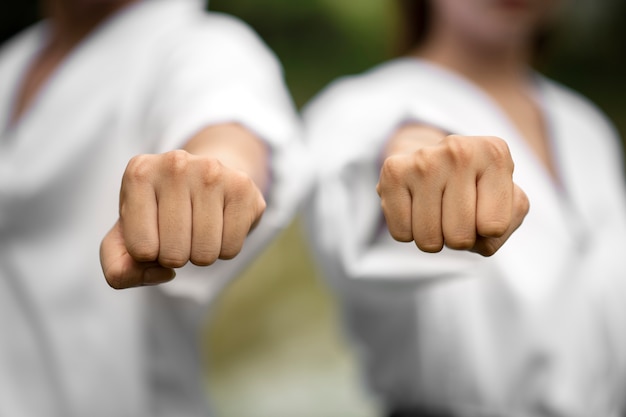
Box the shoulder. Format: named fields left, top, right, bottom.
left=187, top=12, right=263, bottom=46
left=141, top=7, right=285, bottom=92
left=171, top=12, right=279, bottom=68
left=540, top=76, right=624, bottom=172
left=540, top=76, right=619, bottom=138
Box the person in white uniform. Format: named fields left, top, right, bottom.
left=303, top=0, right=626, bottom=416
left=0, top=0, right=308, bottom=416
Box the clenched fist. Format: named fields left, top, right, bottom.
left=100, top=149, right=266, bottom=289
left=377, top=131, right=529, bottom=256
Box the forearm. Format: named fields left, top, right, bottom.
left=384, top=123, right=447, bottom=158
left=183, top=122, right=270, bottom=193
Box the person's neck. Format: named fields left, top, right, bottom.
left=42, top=0, right=136, bottom=50
left=416, top=25, right=532, bottom=92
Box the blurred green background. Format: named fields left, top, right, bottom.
left=2, top=1, right=625, bottom=416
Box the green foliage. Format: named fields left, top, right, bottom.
left=209, top=0, right=626, bottom=136
left=209, top=0, right=396, bottom=107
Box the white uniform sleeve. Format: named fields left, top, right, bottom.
left=143, top=13, right=311, bottom=304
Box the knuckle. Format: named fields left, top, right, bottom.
left=475, top=239, right=501, bottom=257
left=163, top=150, right=190, bottom=176
left=197, top=158, right=223, bottom=187
left=231, top=171, right=255, bottom=193
left=230, top=176, right=263, bottom=210
left=158, top=251, right=188, bottom=269
left=444, top=135, right=474, bottom=165
left=410, top=148, right=437, bottom=177
left=256, top=195, right=267, bottom=214
left=251, top=196, right=267, bottom=225
left=380, top=155, right=408, bottom=184
left=415, top=230, right=444, bottom=253
left=381, top=203, right=414, bottom=243
left=388, top=228, right=413, bottom=243
left=127, top=240, right=158, bottom=262
left=103, top=262, right=134, bottom=290
left=483, top=137, right=513, bottom=170
left=415, top=239, right=444, bottom=253
left=219, top=243, right=243, bottom=260
left=516, top=189, right=531, bottom=216
left=445, top=232, right=476, bottom=251
left=105, top=272, right=126, bottom=290
left=107, top=279, right=126, bottom=291
left=190, top=248, right=219, bottom=267
left=380, top=198, right=390, bottom=214
left=119, top=200, right=130, bottom=218
left=478, top=219, right=509, bottom=238
left=124, top=155, right=153, bottom=184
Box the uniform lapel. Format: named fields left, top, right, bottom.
left=1, top=0, right=199, bottom=183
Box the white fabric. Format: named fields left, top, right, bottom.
left=0, top=1, right=309, bottom=416
left=303, top=58, right=626, bottom=416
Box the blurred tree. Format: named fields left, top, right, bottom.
left=540, top=0, right=626, bottom=138
left=209, top=0, right=396, bottom=107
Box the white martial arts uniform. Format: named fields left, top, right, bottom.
left=303, top=58, right=626, bottom=416
left=0, top=1, right=308, bottom=416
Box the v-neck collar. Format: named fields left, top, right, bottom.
left=1, top=0, right=203, bottom=141
left=2, top=1, right=147, bottom=137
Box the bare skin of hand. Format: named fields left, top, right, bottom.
left=376, top=125, right=530, bottom=257
left=100, top=124, right=268, bottom=289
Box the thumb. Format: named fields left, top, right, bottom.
left=100, top=220, right=175, bottom=289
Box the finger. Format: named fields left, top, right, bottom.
left=219, top=184, right=264, bottom=260
left=190, top=184, right=224, bottom=266
left=441, top=171, right=477, bottom=250
left=412, top=174, right=445, bottom=252
left=156, top=177, right=192, bottom=269
left=407, top=146, right=447, bottom=252
left=100, top=221, right=175, bottom=289
left=378, top=157, right=413, bottom=242
left=120, top=156, right=160, bottom=262
left=475, top=140, right=514, bottom=238
left=380, top=186, right=413, bottom=242
left=511, top=184, right=530, bottom=229
left=472, top=184, right=529, bottom=256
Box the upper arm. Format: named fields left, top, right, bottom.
left=147, top=13, right=298, bottom=156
